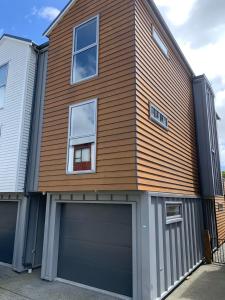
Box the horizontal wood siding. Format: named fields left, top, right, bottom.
left=38, top=0, right=137, bottom=192
left=215, top=196, right=225, bottom=240
left=135, top=0, right=199, bottom=195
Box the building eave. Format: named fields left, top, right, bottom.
left=0, top=33, right=36, bottom=47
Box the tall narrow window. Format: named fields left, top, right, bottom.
left=0, top=64, right=8, bottom=109
left=72, top=16, right=99, bottom=83
left=67, top=99, right=97, bottom=174
left=152, top=27, right=168, bottom=57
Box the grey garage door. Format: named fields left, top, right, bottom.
left=0, top=202, right=18, bottom=264
left=57, top=203, right=133, bottom=297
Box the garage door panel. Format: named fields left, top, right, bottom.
left=61, top=220, right=132, bottom=247
left=58, top=259, right=132, bottom=296
left=0, top=202, right=18, bottom=264
left=62, top=204, right=132, bottom=225
left=58, top=203, right=132, bottom=297
left=0, top=206, right=17, bottom=226
left=58, top=238, right=132, bottom=271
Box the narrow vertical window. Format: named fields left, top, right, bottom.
left=67, top=99, right=97, bottom=173
left=72, top=16, right=99, bottom=83
left=152, top=27, right=168, bottom=57
left=0, top=64, right=8, bottom=109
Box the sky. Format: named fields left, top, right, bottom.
left=0, top=0, right=224, bottom=169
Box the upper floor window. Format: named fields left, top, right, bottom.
left=0, top=64, right=8, bottom=109
left=67, top=99, right=97, bottom=174
left=150, top=104, right=168, bottom=129
left=152, top=27, right=168, bottom=57
left=72, top=16, right=99, bottom=84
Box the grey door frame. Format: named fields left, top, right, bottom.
left=41, top=199, right=138, bottom=300
left=0, top=196, right=28, bottom=272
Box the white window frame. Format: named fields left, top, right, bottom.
left=66, top=98, right=97, bottom=174
left=71, top=15, right=99, bottom=84
left=150, top=103, right=168, bottom=129
left=0, top=63, right=8, bottom=109
left=165, top=201, right=183, bottom=224
left=152, top=26, right=169, bottom=58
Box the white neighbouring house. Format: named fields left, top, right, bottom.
left=0, top=34, right=37, bottom=192
left=0, top=34, right=47, bottom=272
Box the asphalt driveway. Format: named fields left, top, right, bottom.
left=0, top=265, right=119, bottom=300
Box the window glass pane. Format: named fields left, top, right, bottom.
left=166, top=204, right=181, bottom=218
left=153, top=29, right=168, bottom=56
left=82, top=148, right=91, bottom=162
left=0, top=86, right=5, bottom=108
left=74, top=46, right=97, bottom=82
left=0, top=64, right=8, bottom=86
left=75, top=149, right=82, bottom=162
left=75, top=18, right=97, bottom=51
left=71, top=102, right=95, bottom=138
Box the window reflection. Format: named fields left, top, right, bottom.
left=71, top=102, right=95, bottom=138
left=75, top=18, right=97, bottom=51
left=74, top=46, right=97, bottom=82
left=72, top=16, right=98, bottom=83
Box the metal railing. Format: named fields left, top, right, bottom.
left=211, top=238, right=225, bottom=264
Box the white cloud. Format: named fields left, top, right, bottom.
left=216, top=90, right=225, bottom=108
left=38, top=7, right=60, bottom=21
left=219, top=143, right=225, bottom=169
left=32, top=6, right=60, bottom=22
left=178, top=34, right=225, bottom=84
left=154, top=0, right=197, bottom=26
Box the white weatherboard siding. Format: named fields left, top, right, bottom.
left=0, top=38, right=37, bottom=192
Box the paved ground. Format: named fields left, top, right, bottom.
left=167, top=264, right=225, bottom=300
left=0, top=265, right=119, bottom=300
left=1, top=264, right=225, bottom=300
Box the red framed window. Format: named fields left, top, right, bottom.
left=74, top=143, right=92, bottom=171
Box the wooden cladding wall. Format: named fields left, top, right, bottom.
left=135, top=0, right=199, bottom=195
left=215, top=196, right=225, bottom=240
left=38, top=0, right=138, bottom=192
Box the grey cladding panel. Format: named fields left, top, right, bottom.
left=26, top=48, right=48, bottom=192
left=150, top=196, right=203, bottom=300
left=193, top=75, right=223, bottom=197
left=0, top=202, right=18, bottom=264
left=57, top=203, right=132, bottom=297
left=23, top=194, right=46, bottom=268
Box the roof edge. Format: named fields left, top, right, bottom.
left=146, top=0, right=195, bottom=76
left=44, top=0, right=195, bottom=77
left=0, top=33, right=36, bottom=46
left=43, top=0, right=77, bottom=37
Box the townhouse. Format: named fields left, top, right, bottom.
left=38, top=0, right=216, bottom=299
left=0, top=0, right=224, bottom=299
left=0, top=34, right=47, bottom=272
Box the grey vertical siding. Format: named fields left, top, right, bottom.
left=26, top=45, right=48, bottom=192
left=23, top=193, right=46, bottom=268
left=193, top=75, right=223, bottom=197
left=149, top=196, right=204, bottom=299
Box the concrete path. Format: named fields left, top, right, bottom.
left=1, top=264, right=225, bottom=300
left=167, top=264, right=225, bottom=300
left=0, top=265, right=119, bottom=300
